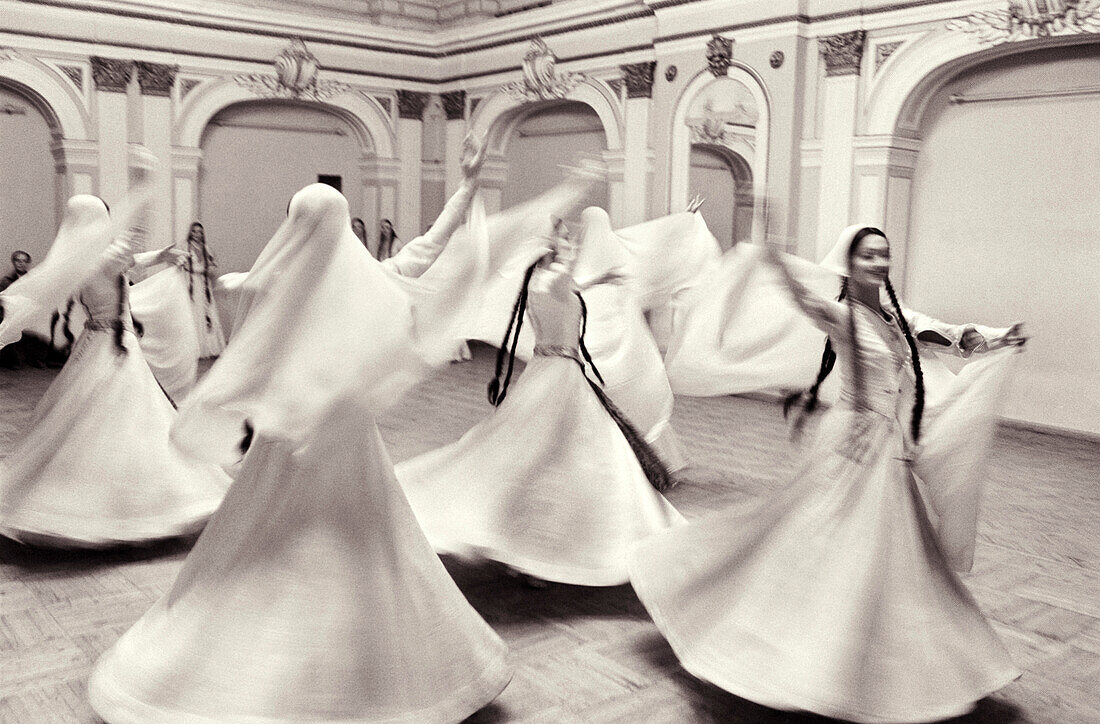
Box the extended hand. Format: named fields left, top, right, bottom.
left=160, top=247, right=188, bottom=267
left=686, top=194, right=705, bottom=213
left=1000, top=321, right=1028, bottom=348
left=460, top=132, right=486, bottom=179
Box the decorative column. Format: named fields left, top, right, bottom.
left=601, top=150, right=626, bottom=227
left=360, top=153, right=401, bottom=250
left=90, top=57, right=133, bottom=209
left=51, top=139, right=99, bottom=202
left=477, top=155, right=509, bottom=215
left=136, top=61, right=178, bottom=248
left=619, top=62, right=656, bottom=226
left=441, top=90, right=467, bottom=197
left=815, top=30, right=865, bottom=259
left=171, top=146, right=202, bottom=247
left=852, top=135, right=921, bottom=292
left=395, top=90, right=427, bottom=240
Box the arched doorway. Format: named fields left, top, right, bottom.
left=904, top=41, right=1100, bottom=435
left=689, top=143, right=753, bottom=251
left=0, top=82, right=59, bottom=269
left=499, top=100, right=610, bottom=215
left=197, top=100, right=365, bottom=274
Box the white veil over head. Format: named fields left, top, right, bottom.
left=820, top=223, right=886, bottom=276
left=0, top=195, right=112, bottom=348
left=173, top=183, right=485, bottom=465
left=574, top=207, right=629, bottom=280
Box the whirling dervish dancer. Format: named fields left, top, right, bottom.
left=0, top=155, right=230, bottom=547
left=571, top=206, right=685, bottom=470
left=396, top=218, right=684, bottom=587
left=89, top=141, right=605, bottom=723
left=629, top=223, right=1026, bottom=722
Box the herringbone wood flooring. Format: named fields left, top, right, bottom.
left=1, top=344, right=1098, bottom=723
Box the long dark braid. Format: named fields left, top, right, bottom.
left=187, top=225, right=215, bottom=330
left=487, top=260, right=540, bottom=406
left=575, top=291, right=672, bottom=491
left=884, top=278, right=925, bottom=442
left=113, top=274, right=128, bottom=354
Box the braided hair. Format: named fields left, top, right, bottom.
left=486, top=262, right=672, bottom=491
left=186, top=223, right=215, bottom=331
left=784, top=226, right=925, bottom=442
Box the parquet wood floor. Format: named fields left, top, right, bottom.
left=1, top=344, right=1098, bottom=723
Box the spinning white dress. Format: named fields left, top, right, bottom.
left=397, top=264, right=684, bottom=587
left=629, top=300, right=1021, bottom=722
left=88, top=397, right=512, bottom=723
left=129, top=265, right=200, bottom=400
left=0, top=210, right=230, bottom=547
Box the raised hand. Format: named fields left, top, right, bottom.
left=460, top=132, right=486, bottom=179
left=999, top=321, right=1028, bottom=348
left=686, top=194, right=705, bottom=213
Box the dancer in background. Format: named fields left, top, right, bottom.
left=377, top=217, right=398, bottom=261
left=0, top=155, right=230, bottom=547
left=571, top=206, right=684, bottom=470
left=89, top=136, right=547, bottom=721
left=629, top=223, right=1026, bottom=722
left=396, top=218, right=683, bottom=587
left=182, top=222, right=226, bottom=357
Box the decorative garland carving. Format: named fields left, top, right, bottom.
left=621, top=61, right=656, bottom=98
left=500, top=38, right=585, bottom=101
left=947, top=0, right=1100, bottom=44
left=91, top=56, right=134, bottom=92
left=441, top=90, right=466, bottom=120
left=234, top=38, right=351, bottom=101
left=820, top=30, right=866, bottom=76
left=136, top=61, right=178, bottom=97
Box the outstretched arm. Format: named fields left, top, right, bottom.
left=905, top=309, right=1027, bottom=357
left=384, top=133, right=485, bottom=278
left=763, top=243, right=843, bottom=335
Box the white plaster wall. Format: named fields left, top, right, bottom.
left=689, top=146, right=737, bottom=250
left=907, top=43, right=1100, bottom=435
left=0, top=85, right=57, bottom=268
left=197, top=102, right=363, bottom=273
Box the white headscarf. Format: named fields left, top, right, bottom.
left=574, top=207, right=630, bottom=279
left=0, top=196, right=112, bottom=348
left=819, top=223, right=885, bottom=276
left=173, top=183, right=486, bottom=465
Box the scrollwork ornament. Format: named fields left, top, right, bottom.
left=706, top=35, right=733, bottom=77
left=946, top=0, right=1100, bottom=44
left=500, top=38, right=585, bottom=101
left=234, top=38, right=351, bottom=101
left=820, top=30, right=866, bottom=76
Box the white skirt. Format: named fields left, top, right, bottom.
left=396, top=355, right=684, bottom=586
left=629, top=398, right=1019, bottom=723
left=89, top=398, right=512, bottom=724
left=0, top=327, right=229, bottom=547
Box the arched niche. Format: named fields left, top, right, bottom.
left=670, top=65, right=769, bottom=239
left=175, top=78, right=393, bottom=156
left=0, top=54, right=90, bottom=141
left=689, top=143, right=753, bottom=250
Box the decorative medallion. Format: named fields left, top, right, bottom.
left=441, top=90, right=466, bottom=120
left=706, top=34, right=733, bottom=77
left=665, top=65, right=678, bottom=82
left=500, top=38, right=585, bottom=102
left=874, top=41, right=904, bottom=72
left=820, top=30, right=866, bottom=76
left=769, top=50, right=785, bottom=69
left=621, top=61, right=656, bottom=98
left=396, top=90, right=429, bottom=119
left=90, top=56, right=134, bottom=92
left=947, top=0, right=1100, bottom=44
left=234, top=38, right=351, bottom=101
left=136, top=61, right=178, bottom=97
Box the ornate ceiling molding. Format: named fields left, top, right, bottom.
left=397, top=89, right=429, bottom=119
left=136, top=61, right=179, bottom=97
left=621, top=61, right=656, bottom=99
left=441, top=89, right=466, bottom=120
left=90, top=56, right=134, bottom=92
left=946, top=0, right=1100, bottom=44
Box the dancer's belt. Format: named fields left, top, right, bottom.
left=533, top=344, right=582, bottom=364
left=84, top=318, right=133, bottom=334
